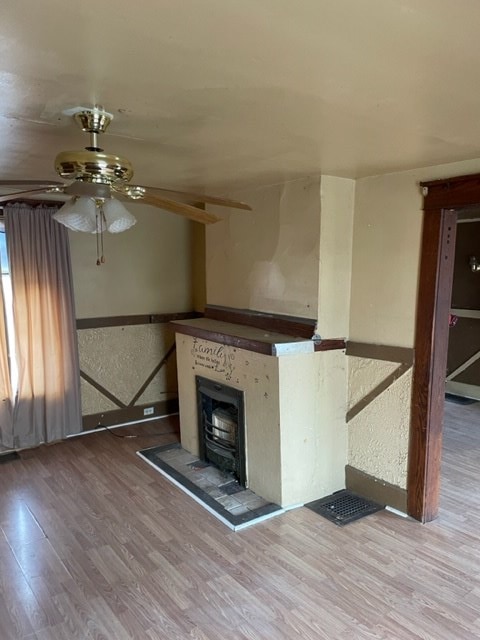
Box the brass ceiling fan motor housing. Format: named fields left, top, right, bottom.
left=54, top=149, right=134, bottom=184
left=54, top=109, right=133, bottom=185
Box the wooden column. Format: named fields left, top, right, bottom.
left=408, top=207, right=457, bottom=521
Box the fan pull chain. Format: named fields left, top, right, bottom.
left=96, top=204, right=106, bottom=265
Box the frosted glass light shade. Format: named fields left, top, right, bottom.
left=53, top=196, right=136, bottom=234
left=53, top=197, right=97, bottom=233
left=102, top=198, right=137, bottom=233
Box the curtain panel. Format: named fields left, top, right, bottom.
left=0, top=274, right=13, bottom=448
left=4, top=204, right=82, bottom=448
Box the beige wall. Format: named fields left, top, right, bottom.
left=317, top=175, right=355, bottom=338
left=206, top=176, right=321, bottom=319
left=348, top=157, right=480, bottom=492
left=69, top=203, right=193, bottom=318
left=278, top=350, right=347, bottom=504
left=351, top=158, right=480, bottom=347
left=191, top=222, right=206, bottom=313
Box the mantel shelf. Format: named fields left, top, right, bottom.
left=171, top=318, right=315, bottom=356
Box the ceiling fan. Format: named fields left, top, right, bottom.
left=0, top=106, right=251, bottom=227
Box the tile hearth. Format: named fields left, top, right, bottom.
left=137, top=443, right=284, bottom=530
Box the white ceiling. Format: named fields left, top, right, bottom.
left=1, top=0, right=480, bottom=195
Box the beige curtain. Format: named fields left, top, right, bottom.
left=0, top=275, right=13, bottom=449
left=5, top=204, right=82, bottom=447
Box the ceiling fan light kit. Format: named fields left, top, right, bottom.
left=52, top=196, right=136, bottom=235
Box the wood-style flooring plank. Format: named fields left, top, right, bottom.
left=2, top=412, right=480, bottom=638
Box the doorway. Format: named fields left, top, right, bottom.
left=408, top=173, right=480, bottom=522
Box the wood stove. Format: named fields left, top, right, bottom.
left=196, top=375, right=246, bottom=486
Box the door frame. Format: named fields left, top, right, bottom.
left=408, top=173, right=480, bottom=522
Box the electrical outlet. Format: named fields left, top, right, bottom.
left=143, top=407, right=154, bottom=416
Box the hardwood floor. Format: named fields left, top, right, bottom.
left=1, top=409, right=480, bottom=639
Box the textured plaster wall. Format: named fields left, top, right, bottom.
left=348, top=357, right=399, bottom=410
left=176, top=334, right=347, bottom=506
left=78, top=324, right=177, bottom=416
left=205, top=176, right=320, bottom=318
left=347, top=357, right=412, bottom=488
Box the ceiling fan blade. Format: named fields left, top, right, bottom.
left=137, top=194, right=221, bottom=224
left=0, top=180, right=64, bottom=187
left=114, top=186, right=221, bottom=224
left=135, top=185, right=252, bottom=211
left=0, top=187, right=64, bottom=203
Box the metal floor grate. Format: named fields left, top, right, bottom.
left=305, top=490, right=384, bottom=526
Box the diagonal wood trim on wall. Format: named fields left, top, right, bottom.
left=80, top=370, right=127, bottom=409
left=128, top=343, right=176, bottom=407
left=346, top=362, right=411, bottom=423
left=80, top=343, right=177, bottom=410
left=341, top=341, right=416, bottom=422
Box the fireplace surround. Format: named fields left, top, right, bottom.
left=173, top=316, right=347, bottom=508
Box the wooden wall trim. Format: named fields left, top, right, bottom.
left=345, top=465, right=407, bottom=513
left=346, top=341, right=414, bottom=364
left=172, top=323, right=274, bottom=355
left=77, top=311, right=201, bottom=330
left=204, top=305, right=317, bottom=339
left=346, top=363, right=411, bottom=423
left=173, top=322, right=345, bottom=356
left=128, top=343, right=176, bottom=407
left=421, top=173, right=480, bottom=210
left=314, top=339, right=346, bottom=352
left=408, top=208, right=457, bottom=522
left=82, top=399, right=179, bottom=431
left=80, top=370, right=126, bottom=409
left=80, top=343, right=177, bottom=409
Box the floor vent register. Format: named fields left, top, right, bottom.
left=305, top=489, right=384, bottom=526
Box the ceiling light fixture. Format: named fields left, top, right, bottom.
left=53, top=196, right=136, bottom=265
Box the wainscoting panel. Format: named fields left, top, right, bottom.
left=346, top=341, right=414, bottom=491
left=77, top=314, right=189, bottom=429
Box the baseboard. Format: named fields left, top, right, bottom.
left=345, top=464, right=407, bottom=513
left=445, top=381, right=480, bottom=401
left=82, top=399, right=179, bottom=431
